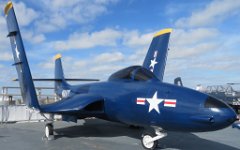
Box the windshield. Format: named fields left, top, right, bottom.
left=108, top=66, right=157, bottom=81
left=204, top=96, right=228, bottom=108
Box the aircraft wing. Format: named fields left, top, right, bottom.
left=13, top=78, right=100, bottom=82
left=40, top=93, right=104, bottom=114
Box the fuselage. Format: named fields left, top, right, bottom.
left=70, top=79, right=237, bottom=132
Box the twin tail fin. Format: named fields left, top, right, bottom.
left=143, top=28, right=172, bottom=82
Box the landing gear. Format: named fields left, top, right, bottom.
left=42, top=114, right=55, bottom=141
left=141, top=127, right=167, bottom=150
left=141, top=132, right=158, bottom=150
left=45, top=123, right=54, bottom=140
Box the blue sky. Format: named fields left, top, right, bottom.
left=0, top=0, right=240, bottom=89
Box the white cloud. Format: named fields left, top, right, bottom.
left=38, top=55, right=119, bottom=81
left=175, top=0, right=240, bottom=27
left=171, top=28, right=219, bottom=46
left=14, top=2, right=39, bottom=27
left=164, top=52, right=240, bottom=85
left=0, top=16, right=8, bottom=50
left=0, top=15, right=5, bottom=26
left=0, top=52, right=12, bottom=61
left=168, top=28, right=220, bottom=59
left=1, top=2, right=43, bottom=48
left=0, top=64, right=17, bottom=87
left=38, top=54, right=87, bottom=71
left=170, top=42, right=219, bottom=59
left=34, top=15, right=67, bottom=33
left=22, top=30, right=46, bottom=44
left=193, top=53, right=240, bottom=71
left=94, top=52, right=124, bottom=63
left=164, top=29, right=240, bottom=87
left=0, top=5, right=12, bottom=60
left=36, top=0, right=118, bottom=33
left=53, top=28, right=122, bottom=50
left=90, top=64, right=122, bottom=72
left=123, top=28, right=221, bottom=66
left=0, top=3, right=8, bottom=43
left=123, top=30, right=153, bottom=47
left=51, top=28, right=158, bottom=51
left=39, top=60, right=54, bottom=69
left=169, top=0, right=240, bottom=87
left=128, top=47, right=148, bottom=65
left=34, top=28, right=158, bottom=79
left=0, top=1, right=45, bottom=54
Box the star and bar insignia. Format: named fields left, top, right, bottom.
left=136, top=91, right=177, bottom=113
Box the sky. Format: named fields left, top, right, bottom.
left=0, top=0, right=240, bottom=90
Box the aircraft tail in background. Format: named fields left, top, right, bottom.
left=54, top=54, right=71, bottom=98
left=142, top=28, right=172, bottom=82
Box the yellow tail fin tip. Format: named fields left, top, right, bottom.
left=55, top=54, right=62, bottom=60
left=4, top=1, right=13, bottom=15
left=154, top=28, right=172, bottom=38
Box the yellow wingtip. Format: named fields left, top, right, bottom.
left=153, top=28, right=172, bottom=38
left=4, top=1, right=13, bottom=16
left=55, top=54, right=62, bottom=60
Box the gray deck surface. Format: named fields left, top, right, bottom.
left=0, top=119, right=239, bottom=150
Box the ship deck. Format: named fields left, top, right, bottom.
left=0, top=119, right=239, bottom=150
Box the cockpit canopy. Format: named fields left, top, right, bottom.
left=108, top=66, right=158, bottom=81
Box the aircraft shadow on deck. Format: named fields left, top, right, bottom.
left=54, top=119, right=238, bottom=150
left=0, top=136, right=10, bottom=138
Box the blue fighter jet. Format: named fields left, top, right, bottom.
left=4, top=2, right=238, bottom=150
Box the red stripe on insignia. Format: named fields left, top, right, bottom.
left=164, top=101, right=176, bottom=105
left=164, top=99, right=177, bottom=107
left=136, top=98, right=145, bottom=105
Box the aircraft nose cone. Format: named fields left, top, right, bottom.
left=228, top=117, right=237, bottom=123
left=218, top=107, right=237, bottom=128
left=204, top=96, right=238, bottom=129
left=221, top=100, right=238, bottom=124
left=226, top=109, right=238, bottom=123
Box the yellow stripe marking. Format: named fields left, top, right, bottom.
left=4, top=1, right=13, bottom=16
left=153, top=28, right=172, bottom=38
left=54, top=54, right=62, bottom=60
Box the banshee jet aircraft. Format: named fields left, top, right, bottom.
left=4, top=2, right=238, bottom=150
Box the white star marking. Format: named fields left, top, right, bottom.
left=13, top=37, right=20, bottom=60
left=146, top=91, right=163, bottom=113
left=13, top=37, right=16, bottom=45
left=19, top=67, right=22, bottom=73
left=149, top=58, right=158, bottom=72
left=15, top=46, right=20, bottom=60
